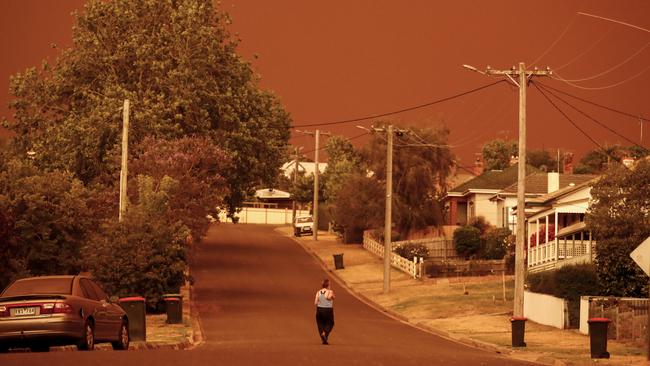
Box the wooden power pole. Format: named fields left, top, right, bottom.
left=464, top=62, right=552, bottom=318
left=383, top=124, right=394, bottom=294
left=487, top=63, right=552, bottom=317
left=292, top=147, right=300, bottom=224
left=368, top=124, right=406, bottom=294
left=295, top=129, right=330, bottom=241
left=119, top=99, right=130, bottom=222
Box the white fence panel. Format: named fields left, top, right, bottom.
left=218, top=208, right=310, bottom=225
left=524, top=291, right=568, bottom=329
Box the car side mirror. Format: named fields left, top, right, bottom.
left=109, top=295, right=119, bottom=304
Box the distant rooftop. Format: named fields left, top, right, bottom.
left=449, top=164, right=538, bottom=193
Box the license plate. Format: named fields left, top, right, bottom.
left=10, top=307, right=39, bottom=317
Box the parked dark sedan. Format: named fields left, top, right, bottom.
left=0, top=275, right=129, bottom=352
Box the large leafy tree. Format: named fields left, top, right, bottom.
left=4, top=0, right=290, bottom=216
left=481, top=139, right=518, bottom=171
left=0, top=160, right=97, bottom=289
left=575, top=145, right=648, bottom=174
left=527, top=149, right=558, bottom=172
left=331, top=175, right=385, bottom=242
left=364, top=124, right=454, bottom=236
left=322, top=136, right=364, bottom=204
left=130, top=136, right=230, bottom=240
left=587, top=159, right=650, bottom=296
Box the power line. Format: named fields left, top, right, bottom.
left=531, top=81, right=628, bottom=168
left=535, top=82, right=647, bottom=150
left=300, top=132, right=369, bottom=155
left=554, top=27, right=614, bottom=71
left=291, top=80, right=506, bottom=128
left=552, top=65, right=650, bottom=90
left=555, top=42, right=650, bottom=82
left=537, top=81, right=649, bottom=122
left=529, top=16, right=577, bottom=67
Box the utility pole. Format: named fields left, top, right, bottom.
left=295, top=129, right=330, bottom=240
left=365, top=124, right=407, bottom=294
left=292, top=147, right=301, bottom=224
left=313, top=129, right=321, bottom=241
left=463, top=62, right=552, bottom=320
left=119, top=99, right=130, bottom=222
left=383, top=124, right=394, bottom=294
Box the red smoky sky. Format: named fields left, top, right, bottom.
left=1, top=1, right=648, bottom=167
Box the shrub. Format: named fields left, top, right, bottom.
left=453, top=226, right=481, bottom=259
left=395, top=243, right=429, bottom=261
left=85, top=176, right=190, bottom=310
left=483, top=227, right=512, bottom=260
left=527, top=264, right=602, bottom=327
left=86, top=210, right=190, bottom=310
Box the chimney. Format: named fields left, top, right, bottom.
left=547, top=172, right=560, bottom=193
left=474, top=156, right=484, bottom=176
left=563, top=152, right=574, bottom=174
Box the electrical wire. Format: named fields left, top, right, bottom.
left=535, top=82, right=647, bottom=150
left=300, top=132, right=369, bottom=155
left=531, top=81, right=629, bottom=169
left=291, top=80, right=506, bottom=127
left=554, top=42, right=650, bottom=82
left=551, top=64, right=650, bottom=90
left=537, top=81, right=649, bottom=122
left=529, top=16, right=577, bottom=67
left=554, top=27, right=614, bottom=72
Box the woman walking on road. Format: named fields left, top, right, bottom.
left=314, top=279, right=335, bottom=345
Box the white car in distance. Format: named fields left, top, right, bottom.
left=293, top=215, right=314, bottom=237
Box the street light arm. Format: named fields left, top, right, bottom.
left=462, top=64, right=486, bottom=75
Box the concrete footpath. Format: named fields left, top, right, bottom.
left=281, top=227, right=647, bottom=366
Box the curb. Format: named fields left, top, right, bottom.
left=280, top=227, right=556, bottom=364
left=50, top=340, right=192, bottom=352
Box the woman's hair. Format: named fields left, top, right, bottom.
left=321, top=279, right=330, bottom=288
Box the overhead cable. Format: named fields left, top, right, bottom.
left=532, top=81, right=628, bottom=169
left=535, top=82, right=647, bottom=150
left=291, top=80, right=506, bottom=128
left=537, top=82, right=649, bottom=122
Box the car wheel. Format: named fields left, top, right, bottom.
left=30, top=345, right=49, bottom=352
left=111, top=321, right=130, bottom=350
left=77, top=320, right=95, bottom=351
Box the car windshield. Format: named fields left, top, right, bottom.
left=297, top=217, right=313, bottom=223
left=2, top=277, right=73, bottom=297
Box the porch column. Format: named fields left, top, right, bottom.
left=536, top=219, right=540, bottom=263
left=588, top=231, right=593, bottom=261
left=554, top=211, right=559, bottom=262
left=526, top=220, right=533, bottom=267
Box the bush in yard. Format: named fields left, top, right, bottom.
left=453, top=226, right=481, bottom=259
left=483, top=227, right=512, bottom=260
left=395, top=243, right=429, bottom=261
left=85, top=175, right=190, bottom=310
left=0, top=159, right=98, bottom=290
left=527, top=264, right=602, bottom=327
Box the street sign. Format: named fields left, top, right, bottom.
left=630, top=236, right=650, bottom=276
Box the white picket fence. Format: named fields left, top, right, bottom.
left=362, top=233, right=424, bottom=279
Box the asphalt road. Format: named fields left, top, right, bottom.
left=0, top=224, right=535, bottom=365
